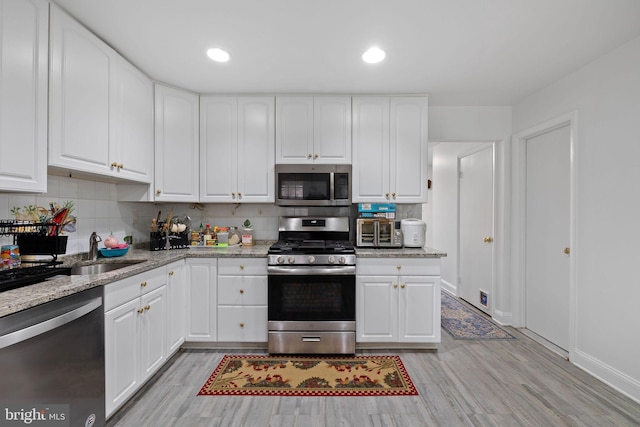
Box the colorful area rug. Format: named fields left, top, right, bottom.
left=441, top=291, right=516, bottom=340
left=197, top=355, right=418, bottom=396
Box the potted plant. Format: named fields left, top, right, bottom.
left=242, top=219, right=254, bottom=246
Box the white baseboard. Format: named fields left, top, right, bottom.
left=492, top=308, right=512, bottom=326
left=573, top=348, right=640, bottom=404
left=441, top=279, right=456, bottom=296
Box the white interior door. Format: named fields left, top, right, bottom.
left=525, top=124, right=570, bottom=350
left=459, top=145, right=494, bottom=313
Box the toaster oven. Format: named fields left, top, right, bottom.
left=356, top=219, right=403, bottom=248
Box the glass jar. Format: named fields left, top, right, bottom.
left=228, top=226, right=242, bottom=246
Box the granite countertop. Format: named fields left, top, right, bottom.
left=0, top=242, right=273, bottom=318
left=0, top=242, right=445, bottom=318
left=355, top=246, right=447, bottom=258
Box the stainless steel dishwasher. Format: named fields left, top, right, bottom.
left=0, top=286, right=105, bottom=427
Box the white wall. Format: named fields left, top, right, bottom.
left=428, top=106, right=512, bottom=319
left=512, top=35, right=640, bottom=402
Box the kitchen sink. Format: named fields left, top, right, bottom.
left=70, top=260, right=144, bottom=275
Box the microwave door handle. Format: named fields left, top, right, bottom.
left=329, top=172, right=335, bottom=201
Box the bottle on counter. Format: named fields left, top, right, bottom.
left=204, top=224, right=216, bottom=246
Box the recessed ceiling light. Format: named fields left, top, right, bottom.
left=207, top=48, right=230, bottom=63
left=362, top=47, right=386, bottom=64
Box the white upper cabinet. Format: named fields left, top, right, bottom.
left=154, top=84, right=199, bottom=202
left=0, top=0, right=49, bottom=192
left=276, top=96, right=351, bottom=164
left=200, top=96, right=274, bottom=203
left=49, top=4, right=152, bottom=183
left=109, top=58, right=154, bottom=183
left=352, top=96, right=428, bottom=203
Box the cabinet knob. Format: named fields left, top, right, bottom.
left=564, top=247, right=571, bottom=255
left=393, top=283, right=398, bottom=288
left=168, top=271, right=174, bottom=276
left=237, top=192, right=242, bottom=199
left=314, top=153, right=319, bottom=159
left=397, top=265, right=401, bottom=270
left=156, top=189, right=161, bottom=195
left=118, top=163, right=124, bottom=169
left=239, top=264, right=244, bottom=269
left=111, top=162, right=118, bottom=168
left=140, top=281, right=147, bottom=287
left=483, top=236, right=493, bottom=243
left=239, top=289, right=244, bottom=294
left=137, top=308, right=144, bottom=314
left=144, top=305, right=150, bottom=311
left=239, top=322, right=245, bottom=328
left=401, top=283, right=406, bottom=289
left=308, top=153, right=313, bottom=159
left=385, top=193, right=390, bottom=199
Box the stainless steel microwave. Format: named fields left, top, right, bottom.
left=275, top=164, right=351, bottom=206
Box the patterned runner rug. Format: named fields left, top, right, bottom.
left=441, top=291, right=516, bottom=340
left=198, top=355, right=418, bottom=396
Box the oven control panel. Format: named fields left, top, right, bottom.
left=269, top=254, right=355, bottom=266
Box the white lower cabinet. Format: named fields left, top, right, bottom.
left=104, top=267, right=167, bottom=418
left=166, top=260, right=186, bottom=355
left=217, top=258, right=268, bottom=342
left=185, top=258, right=217, bottom=341
left=356, top=258, right=440, bottom=345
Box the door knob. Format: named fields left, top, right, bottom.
left=483, top=236, right=493, bottom=243
left=564, top=247, right=571, bottom=255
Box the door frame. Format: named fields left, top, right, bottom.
left=457, top=143, right=495, bottom=314
left=511, top=111, right=578, bottom=358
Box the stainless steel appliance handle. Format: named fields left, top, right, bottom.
left=0, top=296, right=102, bottom=349
left=268, top=266, right=356, bottom=275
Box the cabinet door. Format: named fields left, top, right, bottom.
left=105, top=299, right=140, bottom=417
left=0, top=0, right=48, bottom=192
left=314, top=96, right=351, bottom=164
left=200, top=96, right=237, bottom=202
left=352, top=97, right=390, bottom=202
left=275, top=96, right=314, bottom=163
left=110, top=58, right=153, bottom=183
left=139, top=286, right=167, bottom=381
left=237, top=97, right=275, bottom=202
left=49, top=4, right=111, bottom=176
left=390, top=96, right=428, bottom=203
left=356, top=275, right=398, bottom=342
left=186, top=259, right=217, bottom=341
left=166, top=261, right=185, bottom=355
left=154, top=83, right=199, bottom=202
left=398, top=275, right=440, bottom=342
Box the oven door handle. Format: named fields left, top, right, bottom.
left=267, top=266, right=356, bottom=275
left=0, top=297, right=102, bottom=349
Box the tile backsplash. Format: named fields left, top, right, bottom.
left=1, top=175, right=422, bottom=256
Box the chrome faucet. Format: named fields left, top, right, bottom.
left=89, top=232, right=102, bottom=261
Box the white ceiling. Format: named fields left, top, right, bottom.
left=53, top=0, right=640, bottom=106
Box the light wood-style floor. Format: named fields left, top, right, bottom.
left=106, top=311, right=640, bottom=426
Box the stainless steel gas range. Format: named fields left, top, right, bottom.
left=267, top=217, right=356, bottom=354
